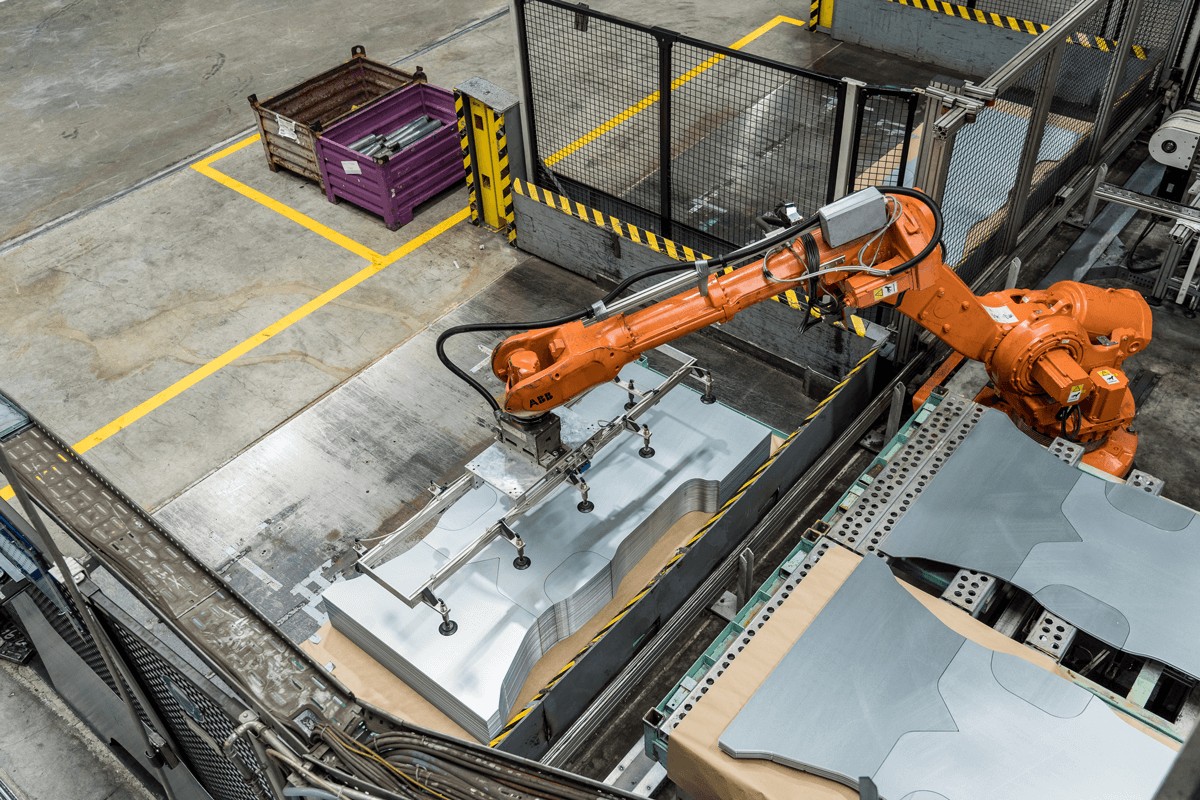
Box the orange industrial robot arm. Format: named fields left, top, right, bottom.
left=490, top=188, right=1151, bottom=476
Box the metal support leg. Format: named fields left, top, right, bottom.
left=833, top=79, right=865, bottom=200
left=736, top=548, right=755, bottom=609
left=638, top=425, right=655, bottom=459
left=885, top=383, right=907, bottom=443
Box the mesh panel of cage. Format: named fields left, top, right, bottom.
left=1106, top=0, right=1188, bottom=139
left=667, top=40, right=843, bottom=245
left=101, top=604, right=273, bottom=800
left=851, top=88, right=919, bottom=191
left=941, top=53, right=1049, bottom=286
left=969, top=0, right=1079, bottom=25
left=521, top=0, right=661, bottom=221
left=1021, top=6, right=1113, bottom=228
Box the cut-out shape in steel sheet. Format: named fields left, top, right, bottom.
left=882, top=408, right=1200, bottom=678
left=719, top=557, right=1174, bottom=799
left=323, top=364, right=771, bottom=741
left=719, top=556, right=961, bottom=780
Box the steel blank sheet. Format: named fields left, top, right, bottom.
left=881, top=408, right=1200, bottom=679
left=719, top=557, right=1174, bottom=799
left=323, top=364, right=770, bottom=741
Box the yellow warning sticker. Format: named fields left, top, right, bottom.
left=1097, top=369, right=1120, bottom=386
left=873, top=282, right=899, bottom=301
left=1068, top=384, right=1084, bottom=403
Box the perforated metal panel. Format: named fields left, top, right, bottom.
left=102, top=608, right=272, bottom=800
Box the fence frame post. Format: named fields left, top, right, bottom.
left=833, top=78, right=865, bottom=199
left=1089, top=0, right=1147, bottom=164
left=654, top=28, right=677, bottom=240
left=1004, top=41, right=1067, bottom=253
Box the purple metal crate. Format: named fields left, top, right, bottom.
left=315, top=83, right=463, bottom=230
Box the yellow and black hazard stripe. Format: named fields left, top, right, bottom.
left=492, top=110, right=517, bottom=245
left=512, top=178, right=871, bottom=335
left=809, top=0, right=820, bottom=30
left=453, top=91, right=479, bottom=225
left=887, top=0, right=1148, bottom=59
left=487, top=347, right=880, bottom=748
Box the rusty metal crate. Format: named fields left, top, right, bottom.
left=247, top=45, right=426, bottom=186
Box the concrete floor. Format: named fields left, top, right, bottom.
left=3, top=0, right=1197, bottom=796
left=0, top=3, right=848, bottom=795
left=0, top=659, right=160, bottom=800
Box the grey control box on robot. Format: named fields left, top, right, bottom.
left=818, top=188, right=889, bottom=247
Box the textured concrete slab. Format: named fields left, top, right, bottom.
left=0, top=661, right=160, bottom=800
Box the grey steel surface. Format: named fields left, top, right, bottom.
left=719, top=557, right=1175, bottom=798
left=720, top=557, right=961, bottom=780
left=324, top=363, right=770, bottom=741
left=881, top=407, right=1200, bottom=678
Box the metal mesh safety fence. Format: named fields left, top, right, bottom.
left=1021, top=3, right=1113, bottom=228
left=851, top=88, right=919, bottom=191
left=940, top=54, right=1049, bottom=286
left=667, top=40, right=843, bottom=246
left=101, top=604, right=274, bottom=800
left=968, top=0, right=1077, bottom=26
left=1106, top=0, right=1190, bottom=139
left=515, top=0, right=917, bottom=253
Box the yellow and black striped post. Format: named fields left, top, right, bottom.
left=453, top=91, right=480, bottom=225
left=491, top=109, right=517, bottom=245
left=454, top=78, right=526, bottom=244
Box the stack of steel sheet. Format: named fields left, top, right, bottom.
left=323, top=364, right=771, bottom=741
left=720, top=557, right=1175, bottom=798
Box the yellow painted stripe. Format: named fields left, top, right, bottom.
left=67, top=208, right=469, bottom=458
left=544, top=15, right=799, bottom=167
left=193, top=163, right=380, bottom=262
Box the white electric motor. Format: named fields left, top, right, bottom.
left=1149, top=109, right=1200, bottom=170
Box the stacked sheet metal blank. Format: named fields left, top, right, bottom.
left=323, top=364, right=771, bottom=741
left=719, top=557, right=1175, bottom=799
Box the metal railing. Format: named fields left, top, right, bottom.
left=513, top=0, right=919, bottom=253
left=919, top=0, right=1197, bottom=290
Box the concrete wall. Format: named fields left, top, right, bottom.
left=514, top=193, right=884, bottom=394
left=832, top=0, right=1030, bottom=79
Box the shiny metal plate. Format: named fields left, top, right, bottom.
left=323, top=364, right=770, bottom=741
left=881, top=408, right=1200, bottom=678
left=719, top=557, right=1174, bottom=798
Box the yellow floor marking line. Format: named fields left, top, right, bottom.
left=0, top=207, right=469, bottom=502
left=544, top=14, right=805, bottom=167
left=192, top=137, right=382, bottom=262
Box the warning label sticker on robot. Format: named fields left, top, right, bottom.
left=873, top=282, right=898, bottom=301
left=341, top=160, right=362, bottom=176
left=1097, top=369, right=1120, bottom=385
left=1068, top=384, right=1084, bottom=403
left=983, top=304, right=1018, bottom=324
left=274, top=113, right=298, bottom=142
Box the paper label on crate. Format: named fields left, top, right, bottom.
left=872, top=282, right=899, bottom=301
left=1097, top=368, right=1120, bottom=386
left=340, top=160, right=362, bottom=176
left=983, top=304, right=1018, bottom=324
left=274, top=113, right=298, bottom=141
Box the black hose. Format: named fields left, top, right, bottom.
left=437, top=216, right=819, bottom=415
left=873, top=185, right=945, bottom=277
